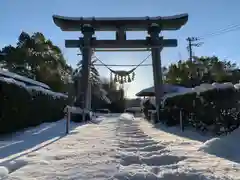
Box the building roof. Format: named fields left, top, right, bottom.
left=135, top=84, right=191, bottom=97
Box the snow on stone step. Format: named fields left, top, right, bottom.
left=119, top=130, right=143, bottom=134
left=115, top=114, right=184, bottom=179
left=119, top=139, right=157, bottom=144
left=141, top=154, right=186, bottom=166
left=137, top=144, right=166, bottom=152
left=140, top=149, right=171, bottom=157
left=119, top=134, right=150, bottom=139
left=119, top=141, right=158, bottom=148
left=114, top=171, right=159, bottom=180
left=119, top=150, right=186, bottom=167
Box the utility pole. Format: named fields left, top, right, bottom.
left=186, top=37, right=203, bottom=62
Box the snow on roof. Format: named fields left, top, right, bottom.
left=0, top=75, right=67, bottom=99
left=0, top=69, right=50, bottom=89
left=27, top=86, right=68, bottom=98
left=0, top=76, right=27, bottom=88
left=136, top=84, right=191, bottom=97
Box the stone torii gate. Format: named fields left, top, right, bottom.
left=52, top=14, right=188, bottom=121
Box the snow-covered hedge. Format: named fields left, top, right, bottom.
left=0, top=76, right=68, bottom=134
left=160, top=83, right=240, bottom=135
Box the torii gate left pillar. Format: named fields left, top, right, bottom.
left=79, top=25, right=94, bottom=114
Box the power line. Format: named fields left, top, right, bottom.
left=185, top=23, right=240, bottom=57
left=92, top=52, right=152, bottom=72
left=197, top=23, right=240, bottom=40
left=93, top=63, right=152, bottom=67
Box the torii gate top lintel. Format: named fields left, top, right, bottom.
left=52, top=14, right=188, bottom=32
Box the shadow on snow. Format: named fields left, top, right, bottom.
left=0, top=119, right=86, bottom=162
left=152, top=122, right=213, bottom=142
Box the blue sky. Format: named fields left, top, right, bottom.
left=1, top=0, right=240, bottom=98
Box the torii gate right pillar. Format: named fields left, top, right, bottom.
left=148, top=24, right=164, bottom=117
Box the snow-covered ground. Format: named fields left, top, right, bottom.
left=0, top=115, right=120, bottom=179
left=140, top=119, right=240, bottom=179
left=1, top=113, right=240, bottom=179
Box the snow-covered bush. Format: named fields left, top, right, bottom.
left=161, top=83, right=240, bottom=134
left=0, top=77, right=68, bottom=134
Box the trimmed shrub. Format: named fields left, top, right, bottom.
left=160, top=83, right=240, bottom=135
left=0, top=77, right=68, bottom=134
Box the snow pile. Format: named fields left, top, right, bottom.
left=0, top=159, right=29, bottom=178
left=0, top=166, right=8, bottom=179
left=119, top=113, right=134, bottom=120
left=199, top=127, right=240, bottom=162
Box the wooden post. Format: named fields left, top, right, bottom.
left=82, top=108, right=85, bottom=122
left=180, top=109, right=184, bottom=132
left=66, top=107, right=70, bottom=134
